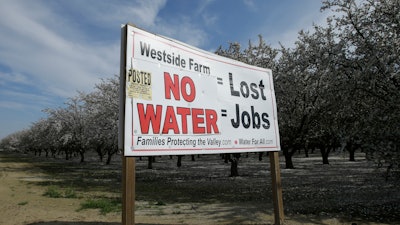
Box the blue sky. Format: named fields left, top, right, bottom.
left=0, top=0, right=330, bottom=139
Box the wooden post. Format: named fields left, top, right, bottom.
left=120, top=24, right=136, bottom=225
left=122, top=156, right=136, bottom=225
left=270, top=151, right=284, bottom=225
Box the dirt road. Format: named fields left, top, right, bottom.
left=0, top=152, right=275, bottom=225
left=0, top=152, right=119, bottom=225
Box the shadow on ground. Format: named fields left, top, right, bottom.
left=28, top=222, right=154, bottom=225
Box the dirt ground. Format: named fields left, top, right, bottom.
left=0, top=150, right=399, bottom=225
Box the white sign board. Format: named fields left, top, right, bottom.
left=122, top=25, right=280, bottom=156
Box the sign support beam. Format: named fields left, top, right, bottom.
left=122, top=156, right=136, bottom=225
left=120, top=24, right=136, bottom=225
left=270, top=151, right=284, bottom=225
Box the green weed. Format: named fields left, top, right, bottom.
left=43, top=186, right=78, bottom=198
left=43, top=186, right=62, bottom=198
left=18, top=201, right=28, bottom=206
left=155, top=200, right=166, bottom=206
left=64, top=188, right=77, bottom=198
left=78, top=198, right=121, bottom=215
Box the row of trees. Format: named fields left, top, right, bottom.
left=1, top=77, right=120, bottom=164
left=1, top=0, right=399, bottom=174
left=217, top=0, right=399, bottom=173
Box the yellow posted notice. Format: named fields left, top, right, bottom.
left=126, top=68, right=152, bottom=100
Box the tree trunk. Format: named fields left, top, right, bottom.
left=385, top=164, right=393, bottom=181
left=346, top=141, right=357, bottom=162
left=283, top=147, right=295, bottom=169
left=258, top=152, right=263, bottom=161
left=284, top=153, right=294, bottom=169
left=320, top=146, right=330, bottom=164
left=65, top=151, right=69, bottom=160
left=96, top=145, right=104, bottom=162
left=304, top=144, right=309, bottom=157
left=51, top=149, right=57, bottom=158
left=229, top=159, right=239, bottom=176
left=79, top=150, right=85, bottom=163
left=147, top=156, right=153, bottom=169
left=106, top=151, right=113, bottom=165
left=349, top=148, right=355, bottom=161
left=224, top=153, right=230, bottom=163
left=229, top=154, right=241, bottom=177
left=177, top=155, right=183, bottom=167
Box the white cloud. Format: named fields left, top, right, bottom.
left=0, top=101, right=29, bottom=110
left=146, top=1, right=216, bottom=49
left=243, top=0, right=256, bottom=10
left=155, top=17, right=209, bottom=48
left=0, top=71, right=29, bottom=85
left=0, top=87, right=57, bottom=109
left=0, top=0, right=173, bottom=99
left=0, top=0, right=170, bottom=138
left=196, top=0, right=215, bottom=14
left=62, top=0, right=167, bottom=28
left=0, top=1, right=119, bottom=98
left=130, top=0, right=168, bottom=27
left=202, top=12, right=218, bottom=27
left=257, top=2, right=333, bottom=49
left=128, top=1, right=213, bottom=49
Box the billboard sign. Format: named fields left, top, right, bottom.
left=122, top=25, right=280, bottom=156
